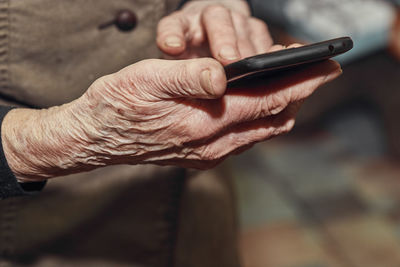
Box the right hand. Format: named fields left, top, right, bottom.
left=76, top=53, right=341, bottom=168
left=2, top=48, right=341, bottom=182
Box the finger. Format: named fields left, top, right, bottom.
left=268, top=44, right=286, bottom=53
left=201, top=5, right=240, bottom=65
left=287, top=43, right=303, bottom=49
left=268, top=43, right=302, bottom=53
left=157, top=12, right=189, bottom=56
left=220, top=60, right=342, bottom=125
left=224, top=0, right=252, bottom=17
left=162, top=101, right=302, bottom=170
left=185, top=60, right=341, bottom=141
left=249, top=18, right=273, bottom=54
left=124, top=58, right=227, bottom=100
left=231, top=13, right=256, bottom=58
left=201, top=101, right=302, bottom=161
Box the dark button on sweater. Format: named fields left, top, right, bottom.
left=115, top=10, right=137, bottom=32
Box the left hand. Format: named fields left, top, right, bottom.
left=157, top=0, right=273, bottom=65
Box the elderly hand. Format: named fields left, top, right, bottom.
left=157, top=0, right=272, bottom=64
left=2, top=49, right=341, bottom=182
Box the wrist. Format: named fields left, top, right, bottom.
left=1, top=101, right=97, bottom=182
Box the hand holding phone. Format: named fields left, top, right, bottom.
left=224, top=37, right=353, bottom=86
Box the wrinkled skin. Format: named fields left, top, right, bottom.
left=157, top=0, right=273, bottom=63
left=3, top=54, right=341, bottom=181
left=80, top=55, right=341, bottom=170
left=2, top=0, right=342, bottom=182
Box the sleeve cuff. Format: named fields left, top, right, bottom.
left=0, top=106, right=46, bottom=199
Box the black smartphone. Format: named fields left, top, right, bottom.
left=224, top=37, right=353, bottom=86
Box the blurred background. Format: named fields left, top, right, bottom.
left=220, top=0, right=400, bottom=266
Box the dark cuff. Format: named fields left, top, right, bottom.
left=0, top=106, right=46, bottom=199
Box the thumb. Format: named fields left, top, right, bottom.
left=132, top=58, right=227, bottom=99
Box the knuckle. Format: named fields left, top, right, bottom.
left=186, top=125, right=208, bottom=141
left=265, top=93, right=288, bottom=116
left=203, top=151, right=219, bottom=162
left=201, top=57, right=220, bottom=68
left=202, top=152, right=225, bottom=167
left=257, top=100, right=271, bottom=118
left=230, top=135, right=247, bottom=150
left=159, top=11, right=180, bottom=26
left=122, top=59, right=166, bottom=98
left=194, top=145, right=218, bottom=162
left=201, top=145, right=231, bottom=164
left=136, top=58, right=158, bottom=69
left=129, top=59, right=157, bottom=84
left=91, top=75, right=108, bottom=90
left=173, top=126, right=194, bottom=145
left=190, top=118, right=218, bottom=140
left=251, top=18, right=269, bottom=31
left=95, top=73, right=125, bottom=96
left=158, top=16, right=170, bottom=28
left=181, top=61, right=203, bottom=94
left=235, top=1, right=251, bottom=15
left=168, top=64, right=196, bottom=97
left=142, top=60, right=190, bottom=97
left=233, top=12, right=246, bottom=24
left=204, top=4, right=228, bottom=15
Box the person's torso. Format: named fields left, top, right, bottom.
left=0, top=0, right=188, bottom=266
left=0, top=1, right=239, bottom=266
left=0, top=0, right=179, bottom=108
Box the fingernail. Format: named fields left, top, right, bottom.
left=165, top=36, right=183, bottom=48
left=200, top=69, right=214, bottom=95
left=219, top=45, right=239, bottom=60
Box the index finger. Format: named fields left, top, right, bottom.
left=157, top=12, right=189, bottom=56
left=201, top=5, right=240, bottom=65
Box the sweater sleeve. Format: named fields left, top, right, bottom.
left=0, top=106, right=46, bottom=199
